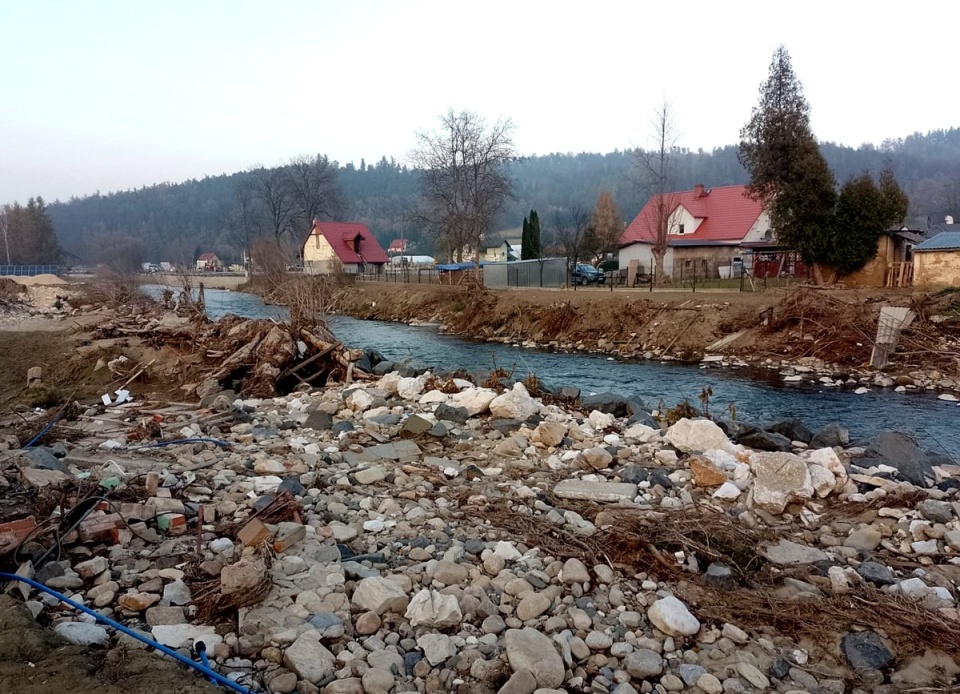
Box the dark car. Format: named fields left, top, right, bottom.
left=571, top=263, right=605, bottom=285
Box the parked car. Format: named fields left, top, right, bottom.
left=571, top=263, right=605, bottom=285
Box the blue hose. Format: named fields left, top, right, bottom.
left=0, top=572, right=251, bottom=694
left=196, top=641, right=217, bottom=684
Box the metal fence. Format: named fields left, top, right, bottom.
left=484, top=258, right=568, bottom=288
left=356, top=267, right=439, bottom=284
left=0, top=264, right=60, bottom=276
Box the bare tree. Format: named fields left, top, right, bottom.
left=410, top=109, right=515, bottom=263
left=226, top=182, right=264, bottom=274
left=589, top=191, right=624, bottom=266
left=287, top=154, right=346, bottom=228
left=554, top=205, right=591, bottom=287
left=246, top=165, right=299, bottom=242
left=634, top=100, right=681, bottom=284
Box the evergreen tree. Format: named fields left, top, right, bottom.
left=525, top=210, right=542, bottom=259
left=739, top=46, right=836, bottom=265
left=521, top=215, right=531, bottom=259
left=829, top=169, right=909, bottom=275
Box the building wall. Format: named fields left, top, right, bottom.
left=671, top=246, right=741, bottom=280
left=915, top=251, right=960, bottom=290
left=667, top=206, right=702, bottom=237
left=742, top=211, right=773, bottom=243
left=303, top=233, right=341, bottom=274
left=840, top=235, right=895, bottom=288
left=618, top=244, right=673, bottom=277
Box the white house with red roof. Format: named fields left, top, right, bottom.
left=618, top=184, right=773, bottom=280
left=195, top=252, right=222, bottom=272
left=303, top=220, right=389, bottom=274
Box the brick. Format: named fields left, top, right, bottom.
left=237, top=518, right=270, bottom=547
left=79, top=513, right=123, bottom=543
left=0, top=516, right=37, bottom=554
left=119, top=503, right=147, bottom=521
left=157, top=513, right=187, bottom=535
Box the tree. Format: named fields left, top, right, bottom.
left=554, top=205, right=591, bottom=285
left=829, top=169, right=910, bottom=275
left=411, top=109, right=515, bottom=263
left=634, top=100, right=681, bottom=284
left=245, top=165, right=299, bottom=242
left=286, top=154, right=346, bottom=229
left=739, top=45, right=836, bottom=271
left=0, top=197, right=61, bottom=265
left=521, top=209, right=541, bottom=260
left=589, top=192, right=623, bottom=266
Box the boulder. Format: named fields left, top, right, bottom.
left=749, top=451, right=814, bottom=514
left=761, top=539, right=828, bottom=565
left=737, top=426, right=792, bottom=452
left=581, top=446, right=614, bottom=470
left=532, top=421, right=566, bottom=447
left=448, top=388, right=497, bottom=416
left=417, top=633, right=457, bottom=666
left=54, top=622, right=109, bottom=646
left=841, top=631, right=894, bottom=671
left=503, top=628, right=565, bottom=688
left=765, top=418, right=814, bottom=444
left=490, top=383, right=540, bottom=420
left=689, top=457, right=726, bottom=487
left=352, top=576, right=409, bottom=615
left=647, top=596, right=700, bottom=636
left=856, top=431, right=935, bottom=488
left=405, top=589, right=463, bottom=628
left=580, top=392, right=643, bottom=418
left=665, top=419, right=735, bottom=454
left=397, top=375, right=427, bottom=400
left=810, top=422, right=849, bottom=449
left=434, top=403, right=470, bottom=423
left=283, top=631, right=336, bottom=684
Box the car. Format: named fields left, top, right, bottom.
left=571, top=263, right=605, bottom=285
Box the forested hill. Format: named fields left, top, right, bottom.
left=47, top=129, right=960, bottom=264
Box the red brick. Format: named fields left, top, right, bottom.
left=79, top=513, right=123, bottom=543
left=0, top=516, right=37, bottom=553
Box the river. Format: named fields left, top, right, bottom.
left=153, top=286, right=960, bottom=453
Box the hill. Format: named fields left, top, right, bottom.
left=45, top=129, right=960, bottom=264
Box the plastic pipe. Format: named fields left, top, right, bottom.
left=134, top=438, right=230, bottom=449
left=0, top=572, right=251, bottom=694
left=195, top=641, right=217, bottom=684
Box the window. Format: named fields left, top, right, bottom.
left=678, top=223, right=685, bottom=234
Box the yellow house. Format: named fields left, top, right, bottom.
left=913, top=232, right=960, bottom=290
left=302, top=221, right=389, bottom=275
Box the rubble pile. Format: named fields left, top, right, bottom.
left=2, top=370, right=960, bottom=694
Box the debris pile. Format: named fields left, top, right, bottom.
left=2, top=365, right=959, bottom=694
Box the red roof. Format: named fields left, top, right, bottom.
left=309, top=221, right=389, bottom=265
left=197, top=253, right=219, bottom=261
left=388, top=238, right=409, bottom=253
left=619, top=184, right=764, bottom=246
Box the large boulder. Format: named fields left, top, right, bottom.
left=765, top=418, right=814, bottom=444
left=580, top=392, right=643, bottom=418
left=666, top=419, right=735, bottom=454
left=503, top=628, right=565, bottom=688
left=737, top=426, right=792, bottom=452
left=448, top=387, right=498, bottom=416
left=856, top=431, right=936, bottom=488
left=749, top=451, right=814, bottom=514
left=351, top=576, right=409, bottom=615
left=489, top=383, right=540, bottom=420
left=283, top=632, right=336, bottom=683
left=810, top=422, right=849, bottom=449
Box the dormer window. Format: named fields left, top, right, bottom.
left=678, top=224, right=685, bottom=234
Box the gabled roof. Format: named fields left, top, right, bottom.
left=197, top=253, right=219, bottom=261
left=388, top=238, right=409, bottom=253
left=619, top=184, right=764, bottom=246
left=914, top=232, right=960, bottom=252
left=308, top=221, right=389, bottom=265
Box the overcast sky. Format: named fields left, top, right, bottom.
left=2, top=1, right=957, bottom=205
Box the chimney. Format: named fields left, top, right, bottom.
left=693, top=184, right=705, bottom=199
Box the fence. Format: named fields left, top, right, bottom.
left=0, top=264, right=60, bottom=277
left=484, top=258, right=568, bottom=288
left=356, top=267, right=439, bottom=284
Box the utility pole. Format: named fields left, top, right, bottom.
left=0, top=210, right=10, bottom=265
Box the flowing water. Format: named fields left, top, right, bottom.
left=148, top=286, right=960, bottom=453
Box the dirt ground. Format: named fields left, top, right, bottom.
left=0, top=595, right=215, bottom=694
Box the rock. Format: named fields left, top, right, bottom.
left=856, top=431, right=935, bottom=487
left=346, top=389, right=375, bottom=411
left=689, top=457, right=726, bottom=487
left=738, top=426, right=792, bottom=452
left=503, top=628, right=565, bottom=689
left=145, top=606, right=186, bottom=626
left=736, top=663, right=769, bottom=690
left=647, top=596, right=700, bottom=636
left=841, top=631, right=894, bottom=670
left=696, top=674, right=723, bottom=694
left=400, top=415, right=433, bottom=439
left=857, top=561, right=897, bottom=586
left=220, top=556, right=266, bottom=596
left=54, top=622, right=109, bottom=646
left=515, top=592, right=552, bottom=621
left=761, top=539, right=828, bottom=565
left=705, top=562, right=736, bottom=591
left=303, top=410, right=333, bottom=431
left=352, top=576, right=409, bottom=615
left=417, top=633, right=456, bottom=666
left=118, top=592, right=161, bottom=612
left=432, top=560, right=468, bottom=585
left=750, top=451, right=813, bottom=514
left=810, top=422, right=849, bottom=449
left=533, top=422, right=566, bottom=447
left=397, top=375, right=426, bottom=400
left=162, top=579, right=191, bottom=606
left=581, top=446, right=613, bottom=470
left=553, top=480, right=638, bottom=503
left=844, top=526, right=882, bottom=551
left=74, top=556, right=109, bottom=579
left=765, top=418, right=814, bottom=444
left=665, top=419, right=734, bottom=454
left=918, top=499, right=954, bottom=524
left=498, top=670, right=538, bottom=694
left=434, top=403, right=470, bottom=423
left=151, top=624, right=221, bottom=649
left=678, top=664, right=707, bottom=686
left=580, top=393, right=640, bottom=417
left=283, top=631, right=336, bottom=684
left=490, top=383, right=540, bottom=420
left=623, top=649, right=663, bottom=678
left=561, top=558, right=590, bottom=585
left=808, top=463, right=836, bottom=497
left=712, top=481, right=741, bottom=500
left=449, top=387, right=498, bottom=416
left=405, top=589, right=463, bottom=628
left=269, top=672, right=298, bottom=694
left=361, top=668, right=394, bottom=694
left=354, top=465, right=387, bottom=485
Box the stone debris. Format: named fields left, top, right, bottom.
left=1, top=363, right=959, bottom=694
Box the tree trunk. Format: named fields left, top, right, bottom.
left=652, top=247, right=667, bottom=286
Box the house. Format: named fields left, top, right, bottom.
left=618, top=184, right=773, bottom=280
left=838, top=229, right=923, bottom=288
left=195, top=253, right=221, bottom=272
left=912, top=232, right=960, bottom=290
left=480, top=235, right=520, bottom=263
left=302, top=220, right=389, bottom=274
left=387, top=239, right=409, bottom=256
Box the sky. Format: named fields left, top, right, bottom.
left=1, top=0, right=958, bottom=205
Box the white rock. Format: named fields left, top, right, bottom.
left=665, top=419, right=736, bottom=454
left=503, top=628, right=565, bottom=688
left=808, top=464, right=836, bottom=498
left=347, top=389, right=375, bottom=411
left=624, top=423, right=659, bottom=442
left=489, top=382, right=540, bottom=420
left=283, top=631, right=336, bottom=684
left=397, top=376, right=426, bottom=400
left=750, top=451, right=814, bottom=514
left=419, top=390, right=448, bottom=404
left=377, top=373, right=402, bottom=395
left=493, top=541, right=522, bottom=561
left=417, top=633, right=457, bottom=666
left=254, top=476, right=282, bottom=493
left=448, top=387, right=497, bottom=416
left=588, top=410, right=615, bottom=430
left=405, top=589, right=463, bottom=628
left=151, top=624, right=222, bottom=649
left=55, top=622, right=109, bottom=646
left=351, top=576, right=409, bottom=615
left=647, top=596, right=700, bottom=636
left=712, top=482, right=742, bottom=500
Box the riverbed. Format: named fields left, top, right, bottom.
left=155, top=286, right=960, bottom=452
